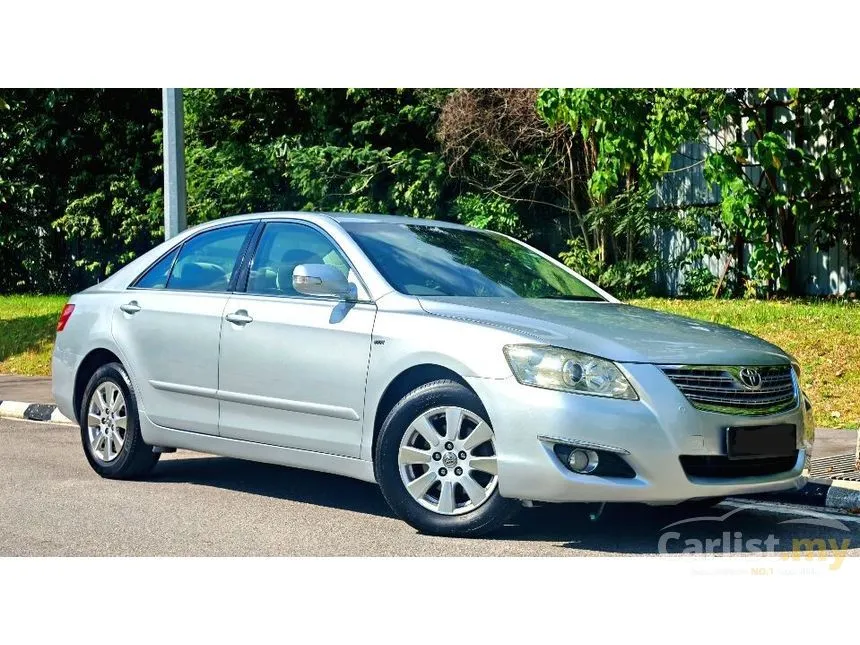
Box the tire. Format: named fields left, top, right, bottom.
left=375, top=379, right=519, bottom=537
left=80, top=362, right=159, bottom=479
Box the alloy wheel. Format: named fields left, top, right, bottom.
left=86, top=381, right=127, bottom=463
left=397, top=405, right=499, bottom=516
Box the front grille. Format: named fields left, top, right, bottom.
left=661, top=365, right=797, bottom=416
left=680, top=453, right=799, bottom=479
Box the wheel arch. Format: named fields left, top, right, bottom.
left=73, top=348, right=122, bottom=422
left=370, top=363, right=477, bottom=462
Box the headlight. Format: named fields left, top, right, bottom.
left=503, top=345, right=638, bottom=400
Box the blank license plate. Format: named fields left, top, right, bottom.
left=726, top=424, right=797, bottom=459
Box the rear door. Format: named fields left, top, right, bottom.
left=112, top=222, right=255, bottom=435
left=217, top=220, right=376, bottom=457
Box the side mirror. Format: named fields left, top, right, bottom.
left=292, top=264, right=352, bottom=299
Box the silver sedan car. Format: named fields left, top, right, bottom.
left=52, top=212, right=814, bottom=536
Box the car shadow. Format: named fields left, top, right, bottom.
left=149, top=455, right=395, bottom=518
left=496, top=501, right=859, bottom=554
left=148, top=455, right=858, bottom=554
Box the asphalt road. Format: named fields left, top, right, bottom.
left=2, top=417, right=859, bottom=557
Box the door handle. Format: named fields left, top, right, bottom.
left=225, top=310, right=253, bottom=325
left=120, top=301, right=141, bottom=315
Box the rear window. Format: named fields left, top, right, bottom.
left=133, top=224, right=253, bottom=292
left=167, top=224, right=253, bottom=292
left=134, top=248, right=179, bottom=289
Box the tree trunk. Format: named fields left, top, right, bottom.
left=763, top=99, right=787, bottom=295
left=625, top=169, right=636, bottom=263
left=781, top=209, right=800, bottom=295
left=733, top=232, right=746, bottom=296
left=567, top=142, right=591, bottom=251
left=781, top=93, right=805, bottom=296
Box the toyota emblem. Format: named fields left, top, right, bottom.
left=442, top=452, right=458, bottom=468
left=738, top=367, right=763, bottom=390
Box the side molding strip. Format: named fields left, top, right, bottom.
left=149, top=380, right=218, bottom=399
left=148, top=380, right=360, bottom=421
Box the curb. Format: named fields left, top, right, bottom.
left=752, top=478, right=860, bottom=513
left=0, top=400, right=73, bottom=425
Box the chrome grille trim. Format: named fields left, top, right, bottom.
left=661, top=365, right=798, bottom=416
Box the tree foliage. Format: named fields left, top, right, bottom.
left=0, top=89, right=162, bottom=292
left=539, top=88, right=860, bottom=296
left=437, top=88, right=591, bottom=244
left=538, top=88, right=711, bottom=198
left=1, top=87, right=858, bottom=298
left=0, top=88, right=453, bottom=293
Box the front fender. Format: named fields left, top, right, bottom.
left=358, top=308, right=527, bottom=461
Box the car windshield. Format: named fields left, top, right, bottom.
left=341, top=221, right=604, bottom=300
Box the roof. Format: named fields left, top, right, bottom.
left=327, top=212, right=468, bottom=229
left=187, top=211, right=472, bottom=231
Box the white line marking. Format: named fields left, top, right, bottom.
left=0, top=401, right=30, bottom=418
left=828, top=479, right=860, bottom=492
left=723, top=499, right=860, bottom=525
left=0, top=416, right=71, bottom=428
left=49, top=409, right=72, bottom=424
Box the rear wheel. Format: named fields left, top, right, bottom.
left=80, top=362, right=159, bottom=479
left=375, top=380, right=519, bottom=537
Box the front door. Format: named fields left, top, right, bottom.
left=217, top=221, right=376, bottom=457
left=112, top=222, right=255, bottom=435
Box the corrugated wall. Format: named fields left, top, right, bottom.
left=799, top=234, right=857, bottom=295
left=651, top=122, right=858, bottom=296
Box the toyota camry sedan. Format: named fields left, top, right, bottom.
left=52, top=212, right=814, bottom=536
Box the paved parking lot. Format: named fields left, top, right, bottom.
left=2, top=417, right=859, bottom=557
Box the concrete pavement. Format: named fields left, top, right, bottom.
left=0, top=373, right=69, bottom=423
left=2, top=417, right=859, bottom=557
left=811, top=427, right=859, bottom=459
left=0, top=375, right=53, bottom=404
left=0, top=374, right=71, bottom=423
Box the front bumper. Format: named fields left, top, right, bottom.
left=466, top=363, right=811, bottom=505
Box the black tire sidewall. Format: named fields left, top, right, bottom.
left=375, top=380, right=518, bottom=537
left=80, top=362, right=151, bottom=478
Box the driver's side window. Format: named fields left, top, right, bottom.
left=245, top=222, right=351, bottom=297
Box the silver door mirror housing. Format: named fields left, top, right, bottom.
left=292, top=264, right=352, bottom=298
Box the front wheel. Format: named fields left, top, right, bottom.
left=80, top=362, right=160, bottom=479
left=375, top=380, right=519, bottom=537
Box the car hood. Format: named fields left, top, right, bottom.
left=417, top=297, right=789, bottom=366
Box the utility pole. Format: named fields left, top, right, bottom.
left=162, top=88, right=187, bottom=240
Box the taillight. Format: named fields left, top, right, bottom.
left=56, top=304, right=75, bottom=332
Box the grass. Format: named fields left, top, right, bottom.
left=1, top=295, right=857, bottom=428
left=0, top=295, right=68, bottom=377
left=631, top=298, right=860, bottom=430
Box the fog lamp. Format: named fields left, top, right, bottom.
left=567, top=449, right=599, bottom=474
